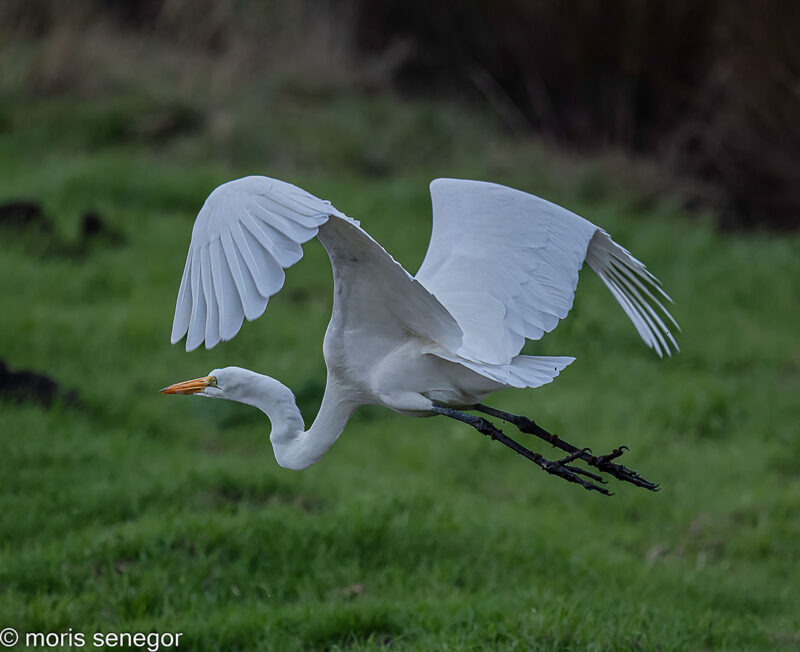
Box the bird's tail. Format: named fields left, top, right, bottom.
left=431, top=348, right=575, bottom=389
left=502, top=355, right=575, bottom=388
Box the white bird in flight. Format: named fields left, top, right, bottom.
left=162, top=176, right=678, bottom=494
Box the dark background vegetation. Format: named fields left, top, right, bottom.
left=4, top=0, right=799, bottom=229
left=358, top=0, right=800, bottom=230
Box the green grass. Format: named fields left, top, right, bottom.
left=1, top=84, right=799, bottom=651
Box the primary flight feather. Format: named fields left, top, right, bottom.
left=162, top=176, right=677, bottom=494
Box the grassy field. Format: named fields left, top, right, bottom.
left=1, top=75, right=799, bottom=650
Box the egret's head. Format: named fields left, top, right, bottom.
left=161, top=366, right=292, bottom=414
left=160, top=367, right=245, bottom=399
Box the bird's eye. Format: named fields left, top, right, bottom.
left=208, top=376, right=218, bottom=387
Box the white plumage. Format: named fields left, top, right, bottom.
left=171, top=176, right=339, bottom=350
left=162, top=175, right=677, bottom=491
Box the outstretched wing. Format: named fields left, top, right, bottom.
left=171, top=175, right=462, bottom=353
left=416, top=178, right=678, bottom=364
left=170, top=176, right=354, bottom=350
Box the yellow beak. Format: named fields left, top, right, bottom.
left=160, top=376, right=213, bottom=395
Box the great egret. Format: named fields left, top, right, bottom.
left=162, top=176, right=677, bottom=494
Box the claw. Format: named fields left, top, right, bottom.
left=432, top=405, right=613, bottom=495
left=596, top=446, right=628, bottom=464
left=473, top=404, right=660, bottom=492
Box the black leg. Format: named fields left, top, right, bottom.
left=432, top=405, right=612, bottom=495
left=474, top=404, right=659, bottom=491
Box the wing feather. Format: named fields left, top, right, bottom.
left=608, top=258, right=679, bottom=330
left=417, top=179, right=677, bottom=362
left=240, top=208, right=302, bottom=271
left=219, top=230, right=251, bottom=316
left=417, top=179, right=596, bottom=363
left=253, top=194, right=327, bottom=228
left=186, top=254, right=207, bottom=351
left=606, top=262, right=677, bottom=354
left=224, top=228, right=267, bottom=321
left=242, top=214, right=303, bottom=267
left=171, top=250, right=193, bottom=344
left=171, top=176, right=351, bottom=351
left=598, top=269, right=660, bottom=352
left=200, top=247, right=221, bottom=349
left=585, top=229, right=678, bottom=356
left=240, top=226, right=285, bottom=297
left=210, top=238, right=243, bottom=342
left=170, top=175, right=459, bottom=354
left=228, top=221, right=270, bottom=300
left=247, top=199, right=318, bottom=242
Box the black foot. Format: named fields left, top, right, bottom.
left=474, top=404, right=659, bottom=491
left=432, top=405, right=613, bottom=495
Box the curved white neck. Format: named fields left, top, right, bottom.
left=234, top=372, right=356, bottom=470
